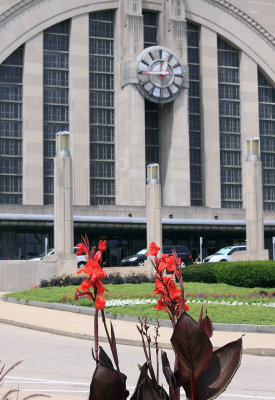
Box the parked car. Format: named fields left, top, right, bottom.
left=121, top=248, right=147, bottom=266
left=203, top=245, right=246, bottom=263
left=120, top=245, right=193, bottom=267
left=30, top=247, right=87, bottom=268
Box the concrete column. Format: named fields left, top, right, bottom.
left=22, top=33, right=43, bottom=205
left=240, top=54, right=259, bottom=186
left=52, top=133, right=76, bottom=273
left=200, top=27, right=220, bottom=208
left=146, top=164, right=162, bottom=273
left=146, top=183, right=162, bottom=248
left=232, top=140, right=268, bottom=262
left=115, top=0, right=146, bottom=205
left=159, top=1, right=190, bottom=206
left=69, top=14, right=90, bottom=206
left=245, top=159, right=265, bottom=251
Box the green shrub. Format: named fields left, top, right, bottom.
left=182, top=263, right=217, bottom=283
left=40, top=272, right=154, bottom=287
left=40, top=274, right=83, bottom=287
left=211, top=261, right=275, bottom=288
left=124, top=273, right=154, bottom=284
left=102, top=273, right=125, bottom=285
left=182, top=261, right=275, bottom=288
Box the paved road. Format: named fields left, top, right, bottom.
left=1, top=323, right=275, bottom=400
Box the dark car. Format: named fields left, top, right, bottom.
left=121, top=248, right=147, bottom=266
left=120, top=245, right=193, bottom=267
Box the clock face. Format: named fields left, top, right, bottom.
left=136, top=46, right=185, bottom=103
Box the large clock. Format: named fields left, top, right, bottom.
left=136, top=46, right=185, bottom=104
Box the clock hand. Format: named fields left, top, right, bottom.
left=141, top=71, right=169, bottom=75
left=160, top=57, right=169, bottom=75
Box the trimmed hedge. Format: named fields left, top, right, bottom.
left=182, top=261, right=275, bottom=288
left=40, top=272, right=155, bottom=287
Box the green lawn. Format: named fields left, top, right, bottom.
left=4, top=282, right=275, bottom=325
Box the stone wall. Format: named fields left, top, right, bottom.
left=0, top=259, right=75, bottom=292
left=0, top=260, right=152, bottom=292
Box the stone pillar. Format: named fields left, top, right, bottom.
left=245, top=160, right=265, bottom=251
left=69, top=14, right=90, bottom=206
left=159, top=0, right=190, bottom=205
left=115, top=0, right=146, bottom=205
left=146, top=163, right=162, bottom=272
left=51, top=132, right=76, bottom=273
left=200, top=27, right=220, bottom=208
left=239, top=54, right=259, bottom=185
left=232, top=139, right=268, bottom=261
left=22, top=33, right=43, bottom=205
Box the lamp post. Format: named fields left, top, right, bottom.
left=146, top=163, right=162, bottom=268
left=53, top=131, right=75, bottom=271
left=245, top=137, right=264, bottom=251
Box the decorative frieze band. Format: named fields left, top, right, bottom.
left=0, top=0, right=274, bottom=48
left=0, top=0, right=40, bottom=23
left=207, top=0, right=275, bottom=47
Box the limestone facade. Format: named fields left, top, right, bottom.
left=0, top=0, right=274, bottom=262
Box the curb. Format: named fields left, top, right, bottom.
left=1, top=295, right=275, bottom=357
left=2, top=295, right=275, bottom=334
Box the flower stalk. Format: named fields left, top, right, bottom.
left=74, top=237, right=242, bottom=400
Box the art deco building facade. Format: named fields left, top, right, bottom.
left=0, top=0, right=274, bottom=264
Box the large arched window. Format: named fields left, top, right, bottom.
left=258, top=70, right=275, bottom=210
left=143, top=11, right=159, bottom=168
left=187, top=22, right=202, bottom=206
left=43, top=20, right=70, bottom=205
left=89, top=11, right=115, bottom=205
left=0, top=47, right=23, bottom=204
left=218, top=38, right=242, bottom=209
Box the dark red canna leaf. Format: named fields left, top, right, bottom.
left=89, top=347, right=129, bottom=400
left=198, top=306, right=204, bottom=326
left=110, top=321, right=119, bottom=367
left=130, top=363, right=169, bottom=400
left=171, top=312, right=213, bottom=399
left=198, top=307, right=213, bottom=339
left=161, top=350, right=179, bottom=393
left=135, top=377, right=169, bottom=400
left=196, top=337, right=243, bottom=400
left=201, top=313, right=213, bottom=339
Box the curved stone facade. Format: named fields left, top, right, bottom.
left=0, top=0, right=274, bottom=262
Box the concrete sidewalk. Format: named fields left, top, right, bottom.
left=0, top=294, right=275, bottom=357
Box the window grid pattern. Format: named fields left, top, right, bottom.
left=218, top=38, right=242, bottom=209
left=143, top=11, right=159, bottom=167
left=0, top=47, right=23, bottom=204
left=258, top=70, right=275, bottom=210
left=43, top=20, right=69, bottom=205
left=187, top=22, right=202, bottom=206
left=89, top=11, right=115, bottom=205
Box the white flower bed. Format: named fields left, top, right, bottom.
left=106, top=299, right=156, bottom=307
left=105, top=298, right=275, bottom=308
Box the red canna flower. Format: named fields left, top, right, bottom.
left=95, top=280, right=109, bottom=296
left=146, top=242, right=160, bottom=257
left=74, top=236, right=108, bottom=311
left=148, top=243, right=190, bottom=324
left=183, top=298, right=189, bottom=311
left=75, top=242, right=87, bottom=255
left=95, top=295, right=106, bottom=310
left=98, top=240, right=107, bottom=252
left=154, top=298, right=168, bottom=312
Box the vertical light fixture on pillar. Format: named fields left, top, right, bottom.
left=243, top=137, right=268, bottom=260
left=146, top=163, right=162, bottom=264
left=53, top=131, right=75, bottom=271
